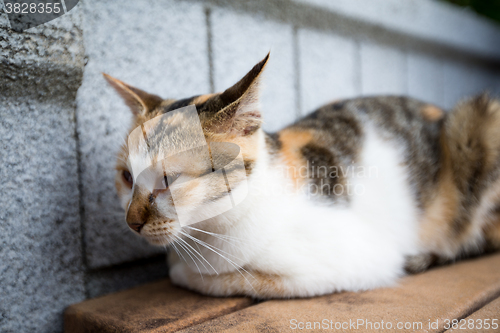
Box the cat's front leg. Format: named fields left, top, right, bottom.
left=169, top=262, right=289, bottom=298
left=169, top=262, right=253, bottom=297
left=167, top=247, right=181, bottom=267
left=169, top=262, right=192, bottom=290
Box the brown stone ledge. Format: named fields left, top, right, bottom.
left=65, top=253, right=500, bottom=333
left=64, top=279, right=255, bottom=333
left=449, top=296, right=500, bottom=332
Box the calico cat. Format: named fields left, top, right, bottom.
left=106, top=54, right=500, bottom=298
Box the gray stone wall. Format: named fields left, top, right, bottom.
left=1, top=0, right=500, bottom=332
left=0, top=4, right=86, bottom=332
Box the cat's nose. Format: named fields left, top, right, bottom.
left=126, top=211, right=147, bottom=233
left=126, top=197, right=150, bottom=233
left=125, top=186, right=154, bottom=233
left=128, top=221, right=145, bottom=233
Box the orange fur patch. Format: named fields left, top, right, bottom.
left=421, top=105, right=444, bottom=122
left=418, top=132, right=460, bottom=256
left=206, top=131, right=260, bottom=175
left=278, top=128, right=314, bottom=188
left=482, top=100, right=500, bottom=167
left=484, top=219, right=500, bottom=248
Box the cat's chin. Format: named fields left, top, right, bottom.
left=141, top=234, right=175, bottom=247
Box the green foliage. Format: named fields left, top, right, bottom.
left=441, top=0, right=500, bottom=24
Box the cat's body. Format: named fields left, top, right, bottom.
left=107, top=55, right=500, bottom=298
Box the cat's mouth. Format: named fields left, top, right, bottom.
left=138, top=218, right=180, bottom=246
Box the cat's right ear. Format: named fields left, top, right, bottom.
left=103, top=73, right=163, bottom=116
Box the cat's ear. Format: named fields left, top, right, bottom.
left=103, top=73, right=163, bottom=116
left=205, top=53, right=269, bottom=136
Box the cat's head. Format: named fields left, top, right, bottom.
left=105, top=54, right=269, bottom=246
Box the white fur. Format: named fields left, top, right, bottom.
left=171, top=126, right=421, bottom=297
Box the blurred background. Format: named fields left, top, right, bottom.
left=1, top=0, right=500, bottom=332
left=441, top=0, right=500, bottom=23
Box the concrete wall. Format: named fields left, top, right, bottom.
left=1, top=0, right=500, bottom=331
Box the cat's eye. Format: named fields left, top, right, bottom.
left=122, top=170, right=133, bottom=187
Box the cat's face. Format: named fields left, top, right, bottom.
left=107, top=55, right=268, bottom=246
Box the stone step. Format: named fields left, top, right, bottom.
left=64, top=279, right=254, bottom=333
left=65, top=253, right=500, bottom=332
left=449, top=297, right=500, bottom=332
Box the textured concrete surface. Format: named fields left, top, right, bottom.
left=0, top=1, right=10, bottom=29
left=298, top=28, right=358, bottom=115
left=443, top=60, right=477, bottom=109
left=0, top=5, right=84, bottom=108
left=86, top=255, right=168, bottom=299
left=408, top=52, right=444, bottom=107
left=360, top=42, right=407, bottom=96
left=442, top=60, right=500, bottom=109
left=459, top=297, right=500, bottom=333
left=0, top=4, right=86, bottom=333
left=211, top=8, right=296, bottom=132
left=178, top=253, right=500, bottom=333
left=0, top=97, right=86, bottom=333
left=297, top=0, right=500, bottom=60
left=0, top=5, right=83, bottom=69
left=77, top=0, right=209, bottom=269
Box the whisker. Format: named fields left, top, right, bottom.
left=184, top=226, right=248, bottom=245
left=175, top=235, right=208, bottom=273
left=193, top=240, right=204, bottom=259
left=168, top=243, right=181, bottom=265
left=184, top=226, right=244, bottom=240
left=181, top=231, right=245, bottom=262
left=170, top=242, right=180, bottom=259
left=179, top=231, right=257, bottom=293
left=173, top=235, right=204, bottom=280
left=176, top=236, right=218, bottom=275
left=171, top=239, right=189, bottom=265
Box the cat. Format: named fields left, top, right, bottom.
left=105, top=54, right=500, bottom=298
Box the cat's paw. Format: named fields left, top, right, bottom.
left=169, top=263, right=190, bottom=289
left=404, top=253, right=435, bottom=274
